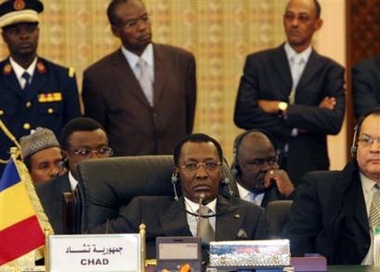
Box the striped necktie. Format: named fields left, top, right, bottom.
left=369, top=184, right=380, bottom=264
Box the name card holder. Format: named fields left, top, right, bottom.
left=47, top=234, right=141, bottom=272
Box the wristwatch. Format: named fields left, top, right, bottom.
left=278, top=102, right=288, bottom=113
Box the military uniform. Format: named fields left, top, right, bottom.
left=0, top=57, right=81, bottom=174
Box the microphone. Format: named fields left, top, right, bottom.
left=198, top=193, right=205, bottom=221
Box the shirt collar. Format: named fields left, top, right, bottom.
left=68, top=171, right=78, bottom=191
left=361, top=172, right=380, bottom=194
left=184, top=196, right=217, bottom=215
left=121, top=43, right=153, bottom=68
left=284, top=42, right=312, bottom=64
left=10, top=57, right=37, bottom=79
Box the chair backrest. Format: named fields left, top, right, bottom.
left=76, top=155, right=174, bottom=232
left=266, top=200, right=293, bottom=239
left=74, top=155, right=234, bottom=233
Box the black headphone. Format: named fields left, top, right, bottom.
left=231, top=129, right=279, bottom=177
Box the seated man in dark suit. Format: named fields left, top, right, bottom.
left=231, top=129, right=295, bottom=208
left=87, top=133, right=268, bottom=263
left=283, top=107, right=380, bottom=265
left=36, top=117, right=112, bottom=234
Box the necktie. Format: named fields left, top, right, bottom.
left=137, top=58, right=153, bottom=106
left=22, top=71, right=31, bottom=89
left=288, top=55, right=304, bottom=104
left=370, top=184, right=380, bottom=264
left=196, top=205, right=215, bottom=244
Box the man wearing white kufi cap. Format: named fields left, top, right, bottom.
left=0, top=0, right=81, bottom=176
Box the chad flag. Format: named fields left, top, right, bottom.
left=0, top=158, right=45, bottom=265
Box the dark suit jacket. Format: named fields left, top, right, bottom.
left=229, top=179, right=289, bottom=208
left=233, top=44, right=345, bottom=186
left=282, top=160, right=370, bottom=265
left=0, top=57, right=81, bottom=175
left=87, top=195, right=268, bottom=259
left=352, top=54, right=380, bottom=119
left=82, top=44, right=196, bottom=156
left=36, top=173, right=71, bottom=234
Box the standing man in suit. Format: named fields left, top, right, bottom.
left=233, top=0, right=345, bottom=186
left=352, top=54, right=380, bottom=119
left=230, top=129, right=295, bottom=208
left=0, top=0, right=81, bottom=176
left=283, top=107, right=380, bottom=265
left=86, top=133, right=268, bottom=263
left=36, top=117, right=113, bottom=234
left=82, top=0, right=197, bottom=157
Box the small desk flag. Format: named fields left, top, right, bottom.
left=0, top=158, right=45, bottom=265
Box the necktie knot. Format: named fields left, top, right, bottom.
left=22, top=71, right=31, bottom=87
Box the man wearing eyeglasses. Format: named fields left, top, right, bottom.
left=82, top=0, right=196, bottom=158
left=35, top=117, right=112, bottom=234
left=86, top=133, right=268, bottom=264
left=283, top=108, right=380, bottom=265
left=234, top=0, right=345, bottom=187
left=230, top=129, right=295, bottom=208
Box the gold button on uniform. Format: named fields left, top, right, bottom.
left=0, top=110, right=3, bottom=115
left=23, top=123, right=31, bottom=130
left=48, top=108, right=54, bottom=114
left=26, top=101, right=32, bottom=108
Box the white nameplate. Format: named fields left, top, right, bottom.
left=48, top=234, right=141, bottom=272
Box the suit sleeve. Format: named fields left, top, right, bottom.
left=285, top=63, right=345, bottom=135
left=185, top=53, right=197, bottom=134
left=82, top=70, right=107, bottom=127
left=352, top=60, right=380, bottom=119
left=234, top=55, right=292, bottom=139
left=282, top=173, right=323, bottom=256
left=63, top=69, right=82, bottom=122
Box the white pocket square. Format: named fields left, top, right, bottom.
left=237, top=228, right=248, bottom=238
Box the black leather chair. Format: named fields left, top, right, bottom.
left=266, top=200, right=293, bottom=239
left=69, top=155, right=234, bottom=234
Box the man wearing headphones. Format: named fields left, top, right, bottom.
left=86, top=133, right=268, bottom=263
left=231, top=130, right=295, bottom=208
left=283, top=107, right=380, bottom=265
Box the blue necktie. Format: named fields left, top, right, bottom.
left=22, top=72, right=31, bottom=89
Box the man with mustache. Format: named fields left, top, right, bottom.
left=0, top=0, right=81, bottom=176
left=234, top=0, right=345, bottom=187
left=86, top=133, right=268, bottom=266
left=231, top=129, right=295, bottom=208
left=82, top=0, right=196, bottom=157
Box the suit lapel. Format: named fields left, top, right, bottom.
left=160, top=198, right=193, bottom=236
left=270, top=45, right=292, bottom=98
left=152, top=44, right=166, bottom=105
left=296, top=50, right=322, bottom=92
left=215, top=196, right=243, bottom=240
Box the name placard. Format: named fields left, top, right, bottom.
left=48, top=234, right=141, bottom=272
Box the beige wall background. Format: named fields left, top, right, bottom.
left=0, top=0, right=346, bottom=169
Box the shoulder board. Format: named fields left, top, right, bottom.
left=68, top=67, right=75, bottom=78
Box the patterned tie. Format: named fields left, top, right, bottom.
left=369, top=184, right=380, bottom=264
left=22, top=72, right=31, bottom=89
left=137, top=58, right=153, bottom=106
left=196, top=205, right=215, bottom=244
left=288, top=55, right=304, bottom=104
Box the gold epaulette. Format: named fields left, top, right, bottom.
left=68, top=67, right=75, bottom=78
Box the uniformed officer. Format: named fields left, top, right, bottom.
left=0, top=0, right=81, bottom=175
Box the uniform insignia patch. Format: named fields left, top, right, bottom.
left=38, top=92, right=62, bottom=103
